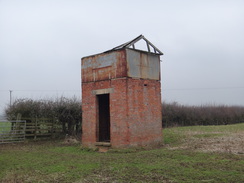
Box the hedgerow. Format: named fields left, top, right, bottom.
left=162, top=102, right=244, bottom=127
left=5, top=97, right=82, bottom=136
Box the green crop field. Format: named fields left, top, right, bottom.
left=0, top=123, right=243, bottom=183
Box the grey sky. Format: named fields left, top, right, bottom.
left=1, top=0, right=244, bottom=115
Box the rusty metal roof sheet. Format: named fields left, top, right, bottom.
left=107, top=35, right=163, bottom=55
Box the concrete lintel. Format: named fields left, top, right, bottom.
left=95, top=142, right=111, bottom=147
left=92, top=88, right=114, bottom=95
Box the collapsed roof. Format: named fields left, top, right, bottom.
left=106, top=35, right=163, bottom=55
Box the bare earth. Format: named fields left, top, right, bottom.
left=168, top=131, right=244, bottom=155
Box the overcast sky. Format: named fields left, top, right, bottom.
left=1, top=0, right=244, bottom=116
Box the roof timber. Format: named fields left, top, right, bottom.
left=108, top=35, right=163, bottom=55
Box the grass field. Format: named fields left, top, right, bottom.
left=0, top=123, right=243, bottom=183
left=0, top=121, right=11, bottom=134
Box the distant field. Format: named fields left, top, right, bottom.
left=0, top=123, right=243, bottom=183
left=0, top=121, right=11, bottom=133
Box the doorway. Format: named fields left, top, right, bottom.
left=97, top=94, right=110, bottom=142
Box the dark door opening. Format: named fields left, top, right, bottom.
left=97, top=94, right=110, bottom=142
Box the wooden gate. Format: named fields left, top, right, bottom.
left=24, top=118, right=62, bottom=139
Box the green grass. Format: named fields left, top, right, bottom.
left=0, top=124, right=243, bottom=183
left=0, top=121, right=11, bottom=131
left=173, top=123, right=244, bottom=133
left=0, top=121, right=11, bottom=133
left=163, top=128, right=186, bottom=145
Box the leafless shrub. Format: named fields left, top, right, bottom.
left=5, top=96, right=82, bottom=136
left=162, top=102, right=244, bottom=127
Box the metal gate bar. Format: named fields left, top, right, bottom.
left=0, top=120, right=26, bottom=144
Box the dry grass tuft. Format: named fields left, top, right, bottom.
left=167, top=125, right=244, bottom=154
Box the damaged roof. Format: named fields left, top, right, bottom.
left=107, top=35, right=163, bottom=55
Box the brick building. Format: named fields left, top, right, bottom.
left=81, top=35, right=163, bottom=149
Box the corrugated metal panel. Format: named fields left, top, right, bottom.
left=148, top=54, right=160, bottom=80
left=125, top=49, right=140, bottom=78
left=82, top=50, right=127, bottom=83
left=126, top=49, right=160, bottom=80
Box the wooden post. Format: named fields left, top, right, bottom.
left=34, top=117, right=37, bottom=140
left=51, top=118, right=54, bottom=138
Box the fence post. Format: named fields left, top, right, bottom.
left=23, top=120, right=26, bottom=141
left=34, top=117, right=37, bottom=140
left=51, top=118, right=54, bottom=138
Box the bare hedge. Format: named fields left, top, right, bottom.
left=6, top=98, right=244, bottom=133
left=162, top=102, right=244, bottom=127
left=5, top=97, right=82, bottom=136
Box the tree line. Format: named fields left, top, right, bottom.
left=162, top=102, right=244, bottom=127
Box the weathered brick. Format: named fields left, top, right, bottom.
left=81, top=46, right=163, bottom=149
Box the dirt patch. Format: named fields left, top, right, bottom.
left=80, top=170, right=174, bottom=183
left=168, top=131, right=244, bottom=154
left=62, top=135, right=80, bottom=145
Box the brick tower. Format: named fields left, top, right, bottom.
left=81, top=35, right=163, bottom=149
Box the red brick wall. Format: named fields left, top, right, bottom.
left=126, top=79, right=162, bottom=147
left=82, top=78, right=162, bottom=148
